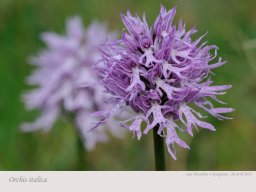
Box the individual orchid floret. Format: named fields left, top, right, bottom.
left=21, top=16, right=124, bottom=150
left=96, top=5, right=234, bottom=159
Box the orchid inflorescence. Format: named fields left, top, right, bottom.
left=95, top=6, right=233, bottom=159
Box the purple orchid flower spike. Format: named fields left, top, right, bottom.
left=95, top=6, right=234, bottom=160
left=21, top=16, right=125, bottom=151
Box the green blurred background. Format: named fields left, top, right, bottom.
left=0, top=0, right=256, bottom=170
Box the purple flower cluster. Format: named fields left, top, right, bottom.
left=21, top=17, right=124, bottom=150
left=97, top=6, right=234, bottom=159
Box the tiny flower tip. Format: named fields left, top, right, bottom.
left=120, top=12, right=125, bottom=18
left=172, top=155, right=177, bottom=161
left=188, top=130, right=194, bottom=137
left=223, top=108, right=236, bottom=113
left=171, top=6, right=177, bottom=12
left=181, top=141, right=190, bottom=149
left=231, top=108, right=236, bottom=112
left=143, top=129, right=149, bottom=135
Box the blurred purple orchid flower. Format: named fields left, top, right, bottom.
left=21, top=16, right=125, bottom=150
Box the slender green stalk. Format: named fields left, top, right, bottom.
left=153, top=126, right=166, bottom=171
left=63, top=113, right=87, bottom=170
left=76, top=131, right=87, bottom=170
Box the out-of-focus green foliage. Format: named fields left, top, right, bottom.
left=0, top=0, right=255, bottom=170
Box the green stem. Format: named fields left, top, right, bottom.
left=76, top=132, right=87, bottom=171
left=63, top=113, right=87, bottom=170
left=153, top=126, right=166, bottom=171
